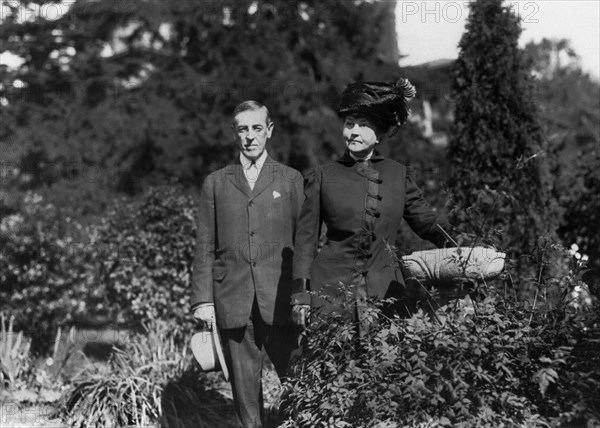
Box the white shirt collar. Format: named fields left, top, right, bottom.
left=240, top=150, right=268, bottom=171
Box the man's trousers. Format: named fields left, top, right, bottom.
left=220, top=299, right=297, bottom=428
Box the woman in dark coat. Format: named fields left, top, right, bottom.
left=291, top=78, right=451, bottom=326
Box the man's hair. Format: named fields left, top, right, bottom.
left=232, top=100, right=272, bottom=124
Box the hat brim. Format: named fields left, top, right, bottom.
left=191, top=326, right=229, bottom=381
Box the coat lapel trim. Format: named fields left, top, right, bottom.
left=338, top=150, right=385, bottom=166
left=226, top=164, right=251, bottom=198
left=250, top=156, right=278, bottom=201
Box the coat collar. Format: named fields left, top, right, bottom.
left=337, top=150, right=385, bottom=166
left=239, top=150, right=268, bottom=171
left=227, top=154, right=279, bottom=200
left=251, top=155, right=278, bottom=199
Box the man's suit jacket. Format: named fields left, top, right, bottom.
left=191, top=155, right=304, bottom=329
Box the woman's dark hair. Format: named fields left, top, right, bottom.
left=338, top=78, right=416, bottom=135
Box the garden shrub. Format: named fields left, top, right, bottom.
left=95, top=184, right=197, bottom=334
left=0, top=192, right=99, bottom=351
left=529, top=260, right=600, bottom=426
left=1, top=185, right=198, bottom=352
left=1, top=184, right=199, bottom=353
left=281, top=263, right=599, bottom=427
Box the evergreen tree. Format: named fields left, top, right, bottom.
left=447, top=0, right=558, bottom=283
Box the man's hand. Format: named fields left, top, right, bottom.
left=193, top=304, right=215, bottom=326
left=291, top=304, right=310, bottom=329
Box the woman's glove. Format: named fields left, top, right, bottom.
left=291, top=304, right=310, bottom=329
left=291, top=278, right=311, bottom=328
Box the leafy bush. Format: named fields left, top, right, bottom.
left=0, top=193, right=99, bottom=351
left=95, top=185, right=197, bottom=332
left=524, top=38, right=600, bottom=271
left=558, top=149, right=600, bottom=271
left=281, top=263, right=599, bottom=427
left=1, top=185, right=198, bottom=351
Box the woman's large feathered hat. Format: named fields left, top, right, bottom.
left=338, top=78, right=417, bottom=132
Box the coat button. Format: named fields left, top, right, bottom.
left=248, top=201, right=254, bottom=207
left=250, top=231, right=256, bottom=236
left=252, top=262, right=257, bottom=267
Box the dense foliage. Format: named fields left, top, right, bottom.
left=0, top=0, right=400, bottom=219
left=524, top=38, right=600, bottom=272
left=281, top=264, right=599, bottom=427
left=0, top=185, right=197, bottom=351
left=1, top=1, right=598, bottom=427
left=447, top=0, right=559, bottom=284
left=0, top=193, right=98, bottom=350
left=95, top=185, right=197, bottom=332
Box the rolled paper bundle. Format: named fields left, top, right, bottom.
left=400, top=247, right=506, bottom=283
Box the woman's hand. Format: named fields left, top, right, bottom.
left=291, top=304, right=310, bottom=329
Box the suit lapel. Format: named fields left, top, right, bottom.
left=226, top=164, right=251, bottom=198
left=250, top=156, right=278, bottom=201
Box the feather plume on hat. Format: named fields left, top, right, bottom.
left=338, top=78, right=417, bottom=134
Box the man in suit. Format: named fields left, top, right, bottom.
left=191, top=100, right=303, bottom=428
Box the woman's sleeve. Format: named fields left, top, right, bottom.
left=403, top=165, right=451, bottom=248
left=291, top=167, right=322, bottom=305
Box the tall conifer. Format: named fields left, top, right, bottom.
left=447, top=0, right=556, bottom=282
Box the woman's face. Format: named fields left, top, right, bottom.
left=343, top=115, right=382, bottom=158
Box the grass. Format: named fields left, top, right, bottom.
left=50, top=322, right=286, bottom=428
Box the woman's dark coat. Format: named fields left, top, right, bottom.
left=291, top=151, right=449, bottom=308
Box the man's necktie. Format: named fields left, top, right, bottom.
left=245, top=161, right=259, bottom=190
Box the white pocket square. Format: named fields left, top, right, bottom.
left=273, top=191, right=281, bottom=199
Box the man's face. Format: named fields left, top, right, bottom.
left=232, top=107, right=273, bottom=160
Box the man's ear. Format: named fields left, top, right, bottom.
left=266, top=121, right=274, bottom=138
